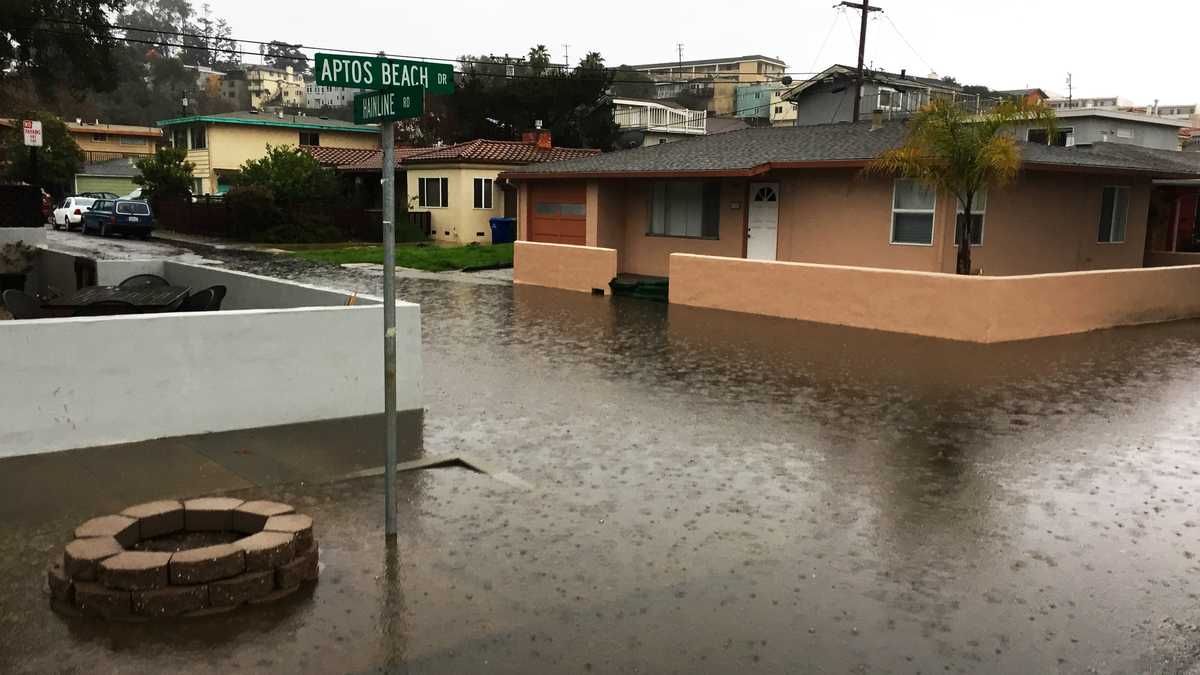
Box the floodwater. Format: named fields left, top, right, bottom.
left=6, top=242, right=1200, bottom=673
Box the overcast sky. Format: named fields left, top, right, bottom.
left=201, top=0, right=1198, bottom=106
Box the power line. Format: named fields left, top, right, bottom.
left=883, top=14, right=935, bottom=76
left=810, top=8, right=844, bottom=72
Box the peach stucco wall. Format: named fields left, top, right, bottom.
left=770, top=169, right=1149, bottom=275
left=558, top=169, right=1151, bottom=278
left=670, top=253, right=1200, bottom=343
left=605, top=180, right=746, bottom=277
left=1144, top=251, right=1200, bottom=267
left=513, top=241, right=617, bottom=294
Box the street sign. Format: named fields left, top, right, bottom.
left=353, top=87, right=424, bottom=124
left=22, top=120, right=42, bottom=147
left=314, top=52, right=454, bottom=94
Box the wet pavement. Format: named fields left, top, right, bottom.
left=7, top=232, right=1200, bottom=672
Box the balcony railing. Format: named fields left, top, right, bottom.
left=613, top=100, right=707, bottom=135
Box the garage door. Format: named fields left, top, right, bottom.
left=74, top=175, right=137, bottom=196
left=528, top=182, right=586, bottom=245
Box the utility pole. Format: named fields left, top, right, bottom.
left=1066, top=72, right=1073, bottom=108
left=838, top=0, right=882, bottom=121
left=562, top=44, right=569, bottom=70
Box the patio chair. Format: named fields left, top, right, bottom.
left=178, top=288, right=216, bottom=312
left=73, top=300, right=142, bottom=317
left=206, top=285, right=227, bottom=311
left=117, top=273, right=170, bottom=289
left=2, top=289, right=43, bottom=320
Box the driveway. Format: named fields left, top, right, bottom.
left=7, top=229, right=1200, bottom=673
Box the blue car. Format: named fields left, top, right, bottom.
left=81, top=199, right=155, bottom=238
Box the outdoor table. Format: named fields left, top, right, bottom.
left=41, top=285, right=191, bottom=314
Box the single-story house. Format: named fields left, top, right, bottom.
left=73, top=157, right=140, bottom=196
left=404, top=132, right=599, bottom=244
left=502, top=121, right=1200, bottom=279
left=157, top=111, right=379, bottom=196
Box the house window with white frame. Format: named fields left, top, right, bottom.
left=890, top=179, right=936, bottom=245
left=1098, top=186, right=1129, bottom=243
left=878, top=87, right=903, bottom=111
left=418, top=177, right=449, bottom=208
left=1027, top=126, right=1074, bottom=147
left=473, top=178, right=494, bottom=209
left=953, top=190, right=987, bottom=246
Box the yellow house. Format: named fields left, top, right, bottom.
left=1, top=118, right=162, bottom=164
left=157, top=111, right=379, bottom=195
left=404, top=133, right=599, bottom=244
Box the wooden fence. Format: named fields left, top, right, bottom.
left=155, top=199, right=430, bottom=243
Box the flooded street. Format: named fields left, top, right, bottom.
left=8, top=234, right=1200, bottom=673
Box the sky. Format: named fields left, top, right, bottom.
left=200, top=0, right=1198, bottom=106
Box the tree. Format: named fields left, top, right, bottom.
left=609, top=65, right=657, bottom=99
left=133, top=146, right=195, bottom=202
left=265, top=41, right=308, bottom=75
left=0, top=0, right=126, bottom=104
left=119, top=0, right=193, bottom=59
left=579, top=52, right=604, bottom=71
left=236, top=145, right=337, bottom=209
left=527, top=45, right=551, bottom=75
left=0, top=111, right=84, bottom=198
left=867, top=98, right=1056, bottom=275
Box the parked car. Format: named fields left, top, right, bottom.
left=81, top=199, right=155, bottom=238
left=52, top=197, right=96, bottom=230
left=77, top=191, right=120, bottom=200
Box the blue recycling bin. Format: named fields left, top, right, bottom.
left=489, top=216, right=516, bottom=244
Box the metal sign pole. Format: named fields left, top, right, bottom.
left=381, top=118, right=398, bottom=538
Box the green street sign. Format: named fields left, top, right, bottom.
left=315, top=52, right=454, bottom=94
left=353, top=87, right=424, bottom=124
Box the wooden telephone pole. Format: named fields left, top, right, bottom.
left=838, top=0, right=882, bottom=121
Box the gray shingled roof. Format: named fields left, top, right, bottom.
left=506, top=121, right=1200, bottom=178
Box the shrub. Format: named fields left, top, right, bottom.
left=134, top=147, right=195, bottom=204
left=224, top=184, right=282, bottom=240
left=235, top=145, right=338, bottom=209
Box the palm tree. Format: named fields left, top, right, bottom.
left=867, top=98, right=1057, bottom=275
left=579, top=51, right=605, bottom=71
left=527, top=45, right=551, bottom=74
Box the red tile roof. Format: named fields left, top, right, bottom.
left=300, top=145, right=430, bottom=171
left=403, top=138, right=600, bottom=165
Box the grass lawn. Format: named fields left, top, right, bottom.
left=291, top=242, right=513, bottom=272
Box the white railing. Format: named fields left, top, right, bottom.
left=613, top=100, right=706, bottom=135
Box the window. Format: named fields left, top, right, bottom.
left=1027, top=126, right=1074, bottom=147
left=954, top=190, right=987, bottom=246
left=890, top=179, right=936, bottom=245
left=190, top=125, right=206, bottom=150
left=418, top=177, right=449, bottom=208
left=119, top=136, right=142, bottom=145
left=172, top=128, right=188, bottom=149
left=1116, top=127, right=1134, bottom=139
left=647, top=181, right=721, bottom=239
left=878, top=87, right=903, bottom=111
left=116, top=202, right=150, bottom=215
left=473, top=178, right=493, bottom=209
left=193, top=178, right=203, bottom=195
left=1098, top=186, right=1129, bottom=243
left=775, top=105, right=783, bottom=114
left=299, top=131, right=319, bottom=146
left=534, top=202, right=586, bottom=217
left=92, top=133, right=108, bottom=142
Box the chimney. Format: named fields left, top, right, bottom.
left=870, top=109, right=883, bottom=131
left=522, top=130, right=553, bottom=149
left=900, top=68, right=906, bottom=79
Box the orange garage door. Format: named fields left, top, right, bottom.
left=528, top=182, right=586, bottom=245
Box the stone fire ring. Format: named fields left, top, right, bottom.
left=47, top=498, right=319, bottom=620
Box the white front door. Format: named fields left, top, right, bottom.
left=747, top=182, right=779, bottom=260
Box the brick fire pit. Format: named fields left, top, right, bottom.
left=47, top=498, right=319, bottom=619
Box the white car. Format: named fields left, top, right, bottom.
left=52, top=197, right=96, bottom=230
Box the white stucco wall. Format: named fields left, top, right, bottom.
left=0, top=302, right=421, bottom=458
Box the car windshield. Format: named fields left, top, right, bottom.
left=75, top=198, right=95, bottom=208
left=93, top=201, right=110, bottom=210
left=116, top=202, right=150, bottom=215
